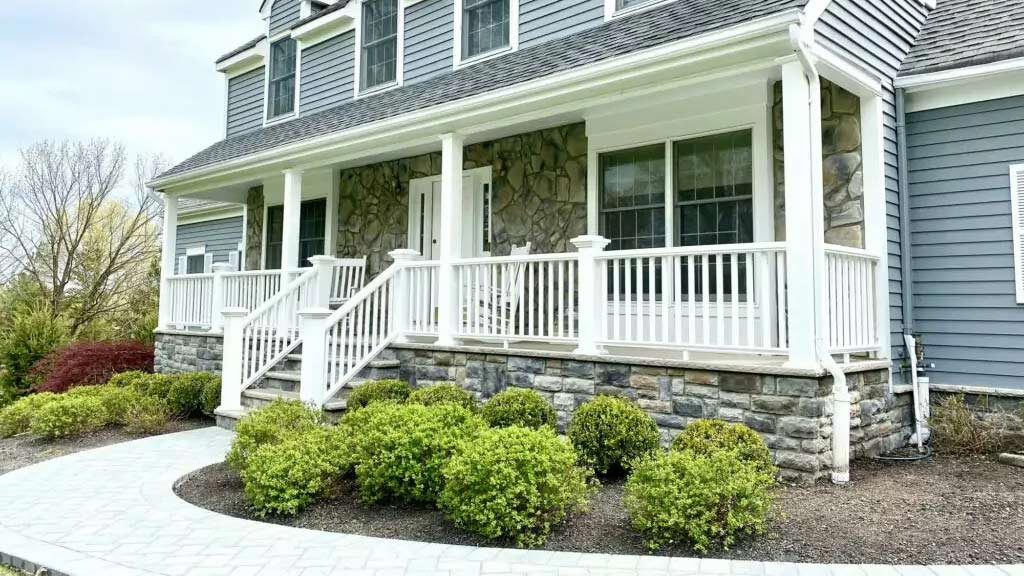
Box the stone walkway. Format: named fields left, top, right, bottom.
left=0, top=428, right=1021, bottom=576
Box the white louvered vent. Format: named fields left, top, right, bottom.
left=1011, top=164, right=1024, bottom=304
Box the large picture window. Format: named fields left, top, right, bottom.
left=268, top=38, right=296, bottom=119
left=361, top=0, right=398, bottom=90
left=462, top=0, right=510, bottom=60
left=599, top=144, right=666, bottom=251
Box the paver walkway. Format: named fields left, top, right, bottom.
left=0, top=427, right=1021, bottom=576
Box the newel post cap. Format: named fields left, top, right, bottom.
left=389, top=248, right=421, bottom=261
left=571, top=235, right=611, bottom=251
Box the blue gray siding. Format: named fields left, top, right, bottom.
left=404, top=0, right=455, bottom=85
left=519, top=0, right=604, bottom=48
left=815, top=0, right=931, bottom=381
left=270, top=0, right=303, bottom=37
left=174, top=216, right=245, bottom=274
left=907, top=95, right=1024, bottom=390
left=300, top=32, right=356, bottom=116
left=226, top=67, right=266, bottom=138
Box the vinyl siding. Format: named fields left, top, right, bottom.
left=404, top=0, right=454, bottom=85
left=300, top=32, right=356, bottom=116
left=174, top=216, right=245, bottom=274
left=906, top=95, right=1024, bottom=391
left=519, top=0, right=604, bottom=48
left=226, top=67, right=266, bottom=138
left=814, top=0, right=931, bottom=382
left=270, top=0, right=303, bottom=37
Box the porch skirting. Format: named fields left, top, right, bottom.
left=154, top=330, right=224, bottom=374
left=391, top=344, right=913, bottom=485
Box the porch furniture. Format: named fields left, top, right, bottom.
left=461, top=243, right=532, bottom=348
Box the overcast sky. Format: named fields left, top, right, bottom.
left=0, top=0, right=262, bottom=172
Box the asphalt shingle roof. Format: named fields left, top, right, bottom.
left=216, top=34, right=267, bottom=65
left=900, top=0, right=1024, bottom=76
left=160, top=0, right=805, bottom=182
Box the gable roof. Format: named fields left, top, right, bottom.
left=216, top=34, right=266, bottom=65
left=900, top=0, right=1024, bottom=76
left=159, top=0, right=805, bottom=182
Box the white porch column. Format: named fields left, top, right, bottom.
left=436, top=133, right=464, bottom=346
left=572, top=235, right=610, bottom=355
left=781, top=60, right=820, bottom=368
left=282, top=168, right=304, bottom=274
left=219, top=307, right=248, bottom=413
left=298, top=308, right=332, bottom=407
left=861, top=94, right=892, bottom=358
left=389, top=249, right=421, bottom=343
left=158, top=193, right=179, bottom=329
left=209, top=262, right=233, bottom=333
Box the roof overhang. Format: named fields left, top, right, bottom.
left=291, top=1, right=357, bottom=47
left=895, top=56, right=1024, bottom=113
left=151, top=9, right=802, bottom=194
left=216, top=37, right=268, bottom=77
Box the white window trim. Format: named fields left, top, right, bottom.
left=1010, top=164, right=1024, bottom=304
left=353, top=0, right=406, bottom=99
left=453, top=0, right=518, bottom=69
left=185, top=246, right=207, bottom=257
left=603, top=0, right=675, bottom=22
left=264, top=32, right=301, bottom=125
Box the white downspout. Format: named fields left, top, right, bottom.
left=789, top=19, right=851, bottom=484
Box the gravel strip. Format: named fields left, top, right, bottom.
left=176, top=455, right=1024, bottom=565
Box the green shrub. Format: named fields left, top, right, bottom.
left=568, top=395, right=660, bottom=475
left=107, top=370, right=154, bottom=389
left=0, top=306, right=71, bottom=393
left=341, top=402, right=485, bottom=504
left=671, top=419, right=775, bottom=476
left=439, top=426, right=592, bottom=547
left=408, top=383, right=477, bottom=411
left=480, top=388, right=556, bottom=430
left=123, top=395, right=171, bottom=434
left=242, top=427, right=346, bottom=517
left=0, top=392, right=58, bottom=438
left=30, top=396, right=107, bottom=439
left=166, top=374, right=207, bottom=417
left=625, top=450, right=775, bottom=552
left=64, top=385, right=107, bottom=398
left=96, top=385, right=147, bottom=426
left=226, top=400, right=324, bottom=473
left=200, top=375, right=222, bottom=416
left=346, top=379, right=411, bottom=411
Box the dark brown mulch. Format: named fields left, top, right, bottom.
left=0, top=419, right=212, bottom=476
left=175, top=454, right=1024, bottom=565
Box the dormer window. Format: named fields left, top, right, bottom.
left=268, top=38, right=297, bottom=119
left=360, top=0, right=399, bottom=90
left=462, top=0, right=510, bottom=60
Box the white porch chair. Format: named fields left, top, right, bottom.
left=329, top=257, right=368, bottom=305
left=464, top=243, right=531, bottom=348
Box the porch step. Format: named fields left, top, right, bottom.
left=239, top=389, right=349, bottom=423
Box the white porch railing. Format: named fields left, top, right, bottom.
left=165, top=274, right=215, bottom=329
left=824, top=245, right=880, bottom=354
left=404, top=260, right=441, bottom=336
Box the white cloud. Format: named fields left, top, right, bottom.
left=0, top=0, right=262, bottom=170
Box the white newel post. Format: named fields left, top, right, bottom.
left=781, top=60, right=819, bottom=368
left=298, top=308, right=332, bottom=407
left=219, top=307, right=248, bottom=413
left=389, top=249, right=420, bottom=342
left=436, top=133, right=464, bottom=346
left=210, top=262, right=233, bottom=333
left=572, top=235, right=610, bottom=355
left=308, top=255, right=335, bottom=308
left=158, top=193, right=179, bottom=329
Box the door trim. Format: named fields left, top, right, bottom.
left=408, top=167, right=492, bottom=258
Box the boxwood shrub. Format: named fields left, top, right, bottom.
left=439, top=426, right=592, bottom=547
left=346, top=379, right=411, bottom=411
left=0, top=392, right=58, bottom=438
left=341, top=402, right=485, bottom=504
left=671, top=419, right=775, bottom=475
left=29, top=395, right=107, bottom=439
left=123, top=395, right=172, bottom=434
left=226, top=400, right=324, bottom=473
left=408, top=383, right=477, bottom=411
left=567, top=395, right=660, bottom=475
left=242, top=427, right=346, bottom=517
left=480, top=388, right=556, bottom=430
left=625, top=449, right=775, bottom=552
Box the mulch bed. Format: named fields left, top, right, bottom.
left=0, top=419, right=212, bottom=476
left=175, top=454, right=1024, bottom=565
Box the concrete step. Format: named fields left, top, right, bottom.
left=256, top=370, right=301, bottom=393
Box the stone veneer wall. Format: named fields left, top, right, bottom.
left=773, top=79, right=865, bottom=248
left=336, top=123, right=588, bottom=276
left=154, top=331, right=224, bottom=374
left=392, top=346, right=912, bottom=484
left=244, top=186, right=264, bottom=270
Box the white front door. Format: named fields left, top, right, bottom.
left=409, top=167, right=492, bottom=259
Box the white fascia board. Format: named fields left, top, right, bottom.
left=217, top=39, right=268, bottom=76
left=178, top=204, right=246, bottom=225
left=811, top=42, right=883, bottom=98
left=292, top=3, right=357, bottom=47
left=897, top=57, right=1024, bottom=112
left=150, top=9, right=801, bottom=191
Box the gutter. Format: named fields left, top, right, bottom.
left=789, top=4, right=851, bottom=484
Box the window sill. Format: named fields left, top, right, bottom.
left=356, top=80, right=401, bottom=99
left=605, top=0, right=675, bottom=21
left=455, top=45, right=513, bottom=69
left=265, top=112, right=297, bottom=126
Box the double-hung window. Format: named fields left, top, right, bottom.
left=361, top=0, right=399, bottom=90
left=268, top=38, right=297, bottom=119
left=462, top=0, right=510, bottom=60
left=264, top=199, right=327, bottom=269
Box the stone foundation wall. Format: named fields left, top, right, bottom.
left=154, top=331, right=224, bottom=374
left=392, top=345, right=912, bottom=484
